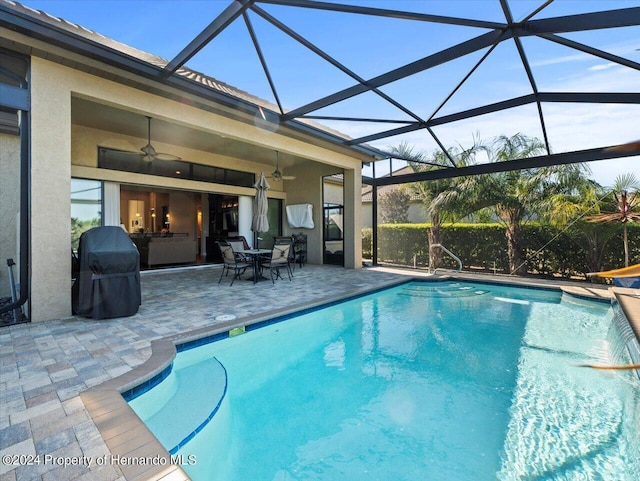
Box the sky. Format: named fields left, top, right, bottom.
left=18, top=0, right=640, bottom=188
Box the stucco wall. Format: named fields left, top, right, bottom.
left=0, top=133, right=20, bottom=298
left=284, top=163, right=362, bottom=268
left=343, top=168, right=362, bottom=269
left=25, top=55, right=365, bottom=321
left=30, top=60, right=72, bottom=322
left=282, top=164, right=325, bottom=265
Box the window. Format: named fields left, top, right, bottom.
left=98, top=147, right=255, bottom=188
left=0, top=49, right=28, bottom=135
left=324, top=204, right=343, bottom=241
left=71, top=178, right=102, bottom=250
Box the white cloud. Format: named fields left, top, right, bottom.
left=588, top=62, right=618, bottom=71
left=529, top=51, right=590, bottom=68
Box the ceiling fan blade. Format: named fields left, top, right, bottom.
left=267, top=175, right=295, bottom=181
left=267, top=151, right=295, bottom=181
left=153, top=152, right=182, bottom=161
left=138, top=116, right=181, bottom=162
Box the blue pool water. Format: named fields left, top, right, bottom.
left=128, top=281, right=640, bottom=480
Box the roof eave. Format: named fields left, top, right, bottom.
left=0, top=1, right=386, bottom=161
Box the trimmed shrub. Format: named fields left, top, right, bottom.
left=363, top=223, right=639, bottom=279
left=362, top=228, right=372, bottom=259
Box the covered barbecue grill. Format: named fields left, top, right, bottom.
left=72, top=226, right=141, bottom=319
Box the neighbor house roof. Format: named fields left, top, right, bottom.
left=362, top=167, right=422, bottom=202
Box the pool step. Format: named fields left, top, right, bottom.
left=129, top=356, right=228, bottom=454
left=400, top=283, right=488, bottom=298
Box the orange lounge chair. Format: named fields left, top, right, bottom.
left=587, top=263, right=640, bottom=288
left=587, top=263, right=640, bottom=279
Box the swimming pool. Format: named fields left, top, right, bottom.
left=128, top=281, right=640, bottom=480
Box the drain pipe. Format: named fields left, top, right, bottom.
left=0, top=111, right=29, bottom=318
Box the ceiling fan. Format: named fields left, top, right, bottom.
left=267, top=151, right=296, bottom=181
left=138, top=116, right=181, bottom=162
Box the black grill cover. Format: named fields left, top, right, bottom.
left=72, top=226, right=141, bottom=319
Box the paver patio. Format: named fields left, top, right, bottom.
left=0, top=264, right=618, bottom=480
left=0, top=265, right=409, bottom=481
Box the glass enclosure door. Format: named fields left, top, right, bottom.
left=323, top=205, right=344, bottom=265
left=323, top=174, right=344, bottom=266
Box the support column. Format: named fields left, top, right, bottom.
left=30, top=59, right=72, bottom=321
left=372, top=183, right=378, bottom=266
left=201, top=193, right=209, bottom=257
left=343, top=167, right=362, bottom=269
left=238, top=195, right=253, bottom=247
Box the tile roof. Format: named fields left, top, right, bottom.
left=362, top=166, right=422, bottom=202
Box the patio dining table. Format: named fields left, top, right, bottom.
left=238, top=248, right=272, bottom=284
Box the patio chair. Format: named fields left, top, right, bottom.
left=292, top=233, right=307, bottom=269
left=274, top=236, right=296, bottom=275
left=261, top=244, right=292, bottom=284
left=227, top=236, right=250, bottom=250
left=217, top=242, right=252, bottom=286
left=274, top=236, right=294, bottom=244
left=228, top=239, right=250, bottom=262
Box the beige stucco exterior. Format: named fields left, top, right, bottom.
left=343, top=169, right=362, bottom=269
left=284, top=162, right=340, bottom=266
left=1, top=32, right=368, bottom=321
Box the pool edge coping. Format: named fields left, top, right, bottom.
left=613, top=287, right=640, bottom=343
left=80, top=274, right=626, bottom=481
left=80, top=275, right=411, bottom=481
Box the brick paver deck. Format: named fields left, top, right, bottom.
left=0, top=265, right=621, bottom=480
left=1, top=265, right=407, bottom=480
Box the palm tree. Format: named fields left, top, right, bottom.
left=586, top=173, right=640, bottom=267
left=545, top=177, right=616, bottom=275
left=434, top=133, right=590, bottom=275
left=390, top=140, right=483, bottom=269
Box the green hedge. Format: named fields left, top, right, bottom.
left=363, top=223, right=640, bottom=279
left=362, top=228, right=372, bottom=259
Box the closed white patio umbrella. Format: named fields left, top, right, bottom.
left=251, top=172, right=270, bottom=247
